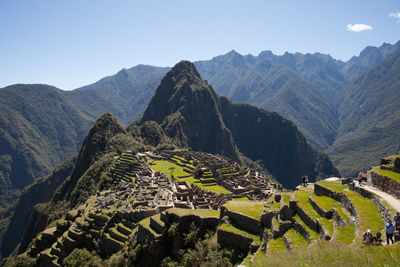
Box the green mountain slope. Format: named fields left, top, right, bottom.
left=70, top=65, right=169, bottom=125
left=328, top=48, right=400, bottom=175
left=0, top=156, right=76, bottom=258
left=0, top=84, right=92, bottom=209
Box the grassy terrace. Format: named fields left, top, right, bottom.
left=315, top=180, right=384, bottom=243
left=170, top=155, right=194, bottom=165
left=371, top=166, right=400, bottom=183
left=311, top=195, right=350, bottom=221
left=267, top=236, right=287, bottom=254
left=219, top=223, right=261, bottom=244
left=294, top=190, right=334, bottom=237
left=167, top=208, right=219, bottom=218
left=139, top=217, right=160, bottom=237
left=333, top=223, right=356, bottom=245
left=284, top=228, right=308, bottom=249
left=150, top=160, right=231, bottom=194
left=232, top=197, right=249, bottom=201
left=223, top=201, right=266, bottom=219
left=292, top=214, right=320, bottom=241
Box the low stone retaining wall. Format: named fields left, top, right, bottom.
left=150, top=217, right=165, bottom=234
left=220, top=207, right=261, bottom=234
left=332, top=209, right=346, bottom=227
left=292, top=219, right=311, bottom=243
left=217, top=229, right=254, bottom=252
left=369, top=170, right=400, bottom=200
left=137, top=223, right=156, bottom=244
left=260, top=210, right=278, bottom=228
left=164, top=210, right=219, bottom=231
left=309, top=197, right=333, bottom=219
left=290, top=201, right=318, bottom=232
left=314, top=184, right=357, bottom=218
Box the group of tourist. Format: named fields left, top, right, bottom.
left=357, top=171, right=367, bottom=186
left=363, top=212, right=400, bottom=246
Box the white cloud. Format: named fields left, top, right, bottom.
left=346, top=23, right=373, bottom=32
left=389, top=12, right=400, bottom=22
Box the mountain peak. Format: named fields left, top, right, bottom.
left=169, top=60, right=201, bottom=79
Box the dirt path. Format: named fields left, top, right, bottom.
left=361, top=184, right=400, bottom=212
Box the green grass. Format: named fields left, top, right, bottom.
left=311, top=195, right=351, bottom=225
left=265, top=195, right=281, bottom=209
left=372, top=166, right=400, bottom=184
left=150, top=160, right=231, bottom=194
left=267, top=237, right=287, bottom=254
left=344, top=189, right=384, bottom=242
left=223, top=201, right=266, bottom=219
left=167, top=208, right=220, bottom=218
left=219, top=223, right=261, bottom=244
left=311, top=195, right=340, bottom=212
left=316, top=180, right=384, bottom=243
left=254, top=240, right=400, bottom=267
left=232, top=197, right=249, bottom=201
left=284, top=228, right=308, bottom=249
left=383, top=154, right=400, bottom=160
left=333, top=223, right=356, bottom=245
left=294, top=190, right=334, bottom=237
left=281, top=192, right=292, bottom=207
left=316, top=180, right=347, bottom=193
left=311, top=194, right=350, bottom=222
left=292, top=215, right=320, bottom=241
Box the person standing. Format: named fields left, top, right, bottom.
left=386, top=219, right=395, bottom=245
left=302, top=175, right=307, bottom=187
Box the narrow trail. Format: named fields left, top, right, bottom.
left=361, top=184, right=400, bottom=212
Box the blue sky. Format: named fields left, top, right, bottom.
left=0, top=0, right=399, bottom=90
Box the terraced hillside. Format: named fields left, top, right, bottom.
left=13, top=152, right=400, bottom=266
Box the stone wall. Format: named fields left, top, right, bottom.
left=220, top=207, right=261, bottom=234
left=369, top=170, right=400, bottom=199
left=309, top=197, right=333, bottom=219
left=314, top=183, right=357, bottom=217
left=292, top=219, right=311, bottom=243
left=217, top=229, right=254, bottom=251
left=290, top=201, right=318, bottom=232
left=260, top=210, right=278, bottom=228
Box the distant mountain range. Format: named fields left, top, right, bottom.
left=0, top=40, right=399, bottom=216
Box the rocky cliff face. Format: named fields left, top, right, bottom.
left=140, top=61, right=239, bottom=161
left=218, top=97, right=339, bottom=188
